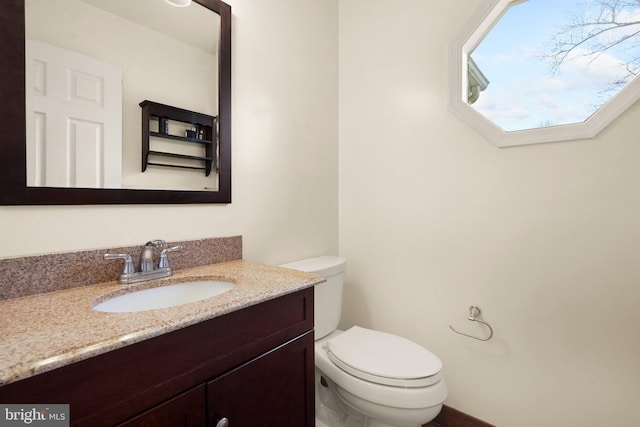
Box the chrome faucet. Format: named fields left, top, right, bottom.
left=105, top=240, right=183, bottom=284
left=140, top=240, right=166, bottom=272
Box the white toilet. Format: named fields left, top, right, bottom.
left=280, top=256, right=447, bottom=427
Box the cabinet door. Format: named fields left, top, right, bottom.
left=117, top=385, right=206, bottom=427
left=207, top=331, right=314, bottom=427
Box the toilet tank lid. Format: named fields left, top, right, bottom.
left=280, top=255, right=346, bottom=276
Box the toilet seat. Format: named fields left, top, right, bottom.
left=325, top=326, right=443, bottom=388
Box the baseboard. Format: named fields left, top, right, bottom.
left=428, top=404, right=495, bottom=427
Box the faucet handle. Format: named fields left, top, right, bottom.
left=104, top=253, right=135, bottom=275
left=158, top=246, right=183, bottom=269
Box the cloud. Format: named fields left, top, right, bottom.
left=473, top=91, right=531, bottom=123
left=560, top=47, right=629, bottom=82
left=537, top=93, right=559, bottom=109
left=475, top=45, right=538, bottom=68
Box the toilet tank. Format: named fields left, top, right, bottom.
left=280, top=256, right=346, bottom=339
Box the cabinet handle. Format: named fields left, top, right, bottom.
left=215, top=417, right=229, bottom=427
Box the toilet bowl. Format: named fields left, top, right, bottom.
left=280, top=256, right=447, bottom=427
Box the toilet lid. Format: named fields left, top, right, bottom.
left=325, top=326, right=443, bottom=388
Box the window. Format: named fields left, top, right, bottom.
left=450, top=0, right=640, bottom=147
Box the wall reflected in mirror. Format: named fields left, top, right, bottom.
left=25, top=0, right=220, bottom=191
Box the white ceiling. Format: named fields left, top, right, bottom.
left=79, top=0, right=219, bottom=54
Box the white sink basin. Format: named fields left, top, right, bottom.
left=93, top=280, right=235, bottom=313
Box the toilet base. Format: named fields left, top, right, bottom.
left=316, top=371, right=360, bottom=426
left=316, top=370, right=442, bottom=427
left=337, top=385, right=442, bottom=427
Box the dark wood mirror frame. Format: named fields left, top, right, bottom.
left=0, top=0, right=231, bottom=205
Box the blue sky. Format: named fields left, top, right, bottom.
left=470, top=0, right=639, bottom=131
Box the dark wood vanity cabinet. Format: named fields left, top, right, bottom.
left=0, top=288, right=315, bottom=427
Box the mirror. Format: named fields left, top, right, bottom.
left=449, top=0, right=640, bottom=147
left=0, top=0, right=231, bottom=204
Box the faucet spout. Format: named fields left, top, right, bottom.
left=140, top=240, right=166, bottom=272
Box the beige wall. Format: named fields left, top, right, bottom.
left=5, top=0, right=640, bottom=424
left=0, top=0, right=338, bottom=264
left=339, top=0, right=640, bottom=426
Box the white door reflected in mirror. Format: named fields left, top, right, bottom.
left=26, top=40, right=123, bottom=188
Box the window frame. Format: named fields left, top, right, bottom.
left=449, top=0, right=640, bottom=147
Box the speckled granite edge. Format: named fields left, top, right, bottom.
left=0, top=260, right=324, bottom=386
left=0, top=236, right=242, bottom=300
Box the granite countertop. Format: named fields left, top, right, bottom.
left=0, top=260, right=323, bottom=387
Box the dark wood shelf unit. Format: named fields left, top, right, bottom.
left=148, top=131, right=213, bottom=145
left=147, top=150, right=213, bottom=162
left=145, top=163, right=209, bottom=173
left=140, top=100, right=216, bottom=177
